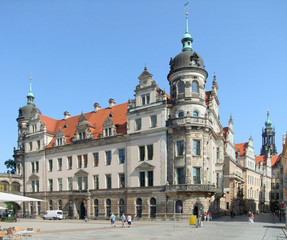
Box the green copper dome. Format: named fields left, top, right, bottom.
left=181, top=12, right=193, bottom=52
left=265, top=110, right=272, bottom=127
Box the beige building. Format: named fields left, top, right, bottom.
left=13, top=14, right=227, bottom=220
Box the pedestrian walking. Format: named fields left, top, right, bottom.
left=251, top=212, right=254, bottom=223
left=204, top=212, right=207, bottom=221
left=121, top=213, right=126, bottom=227
left=127, top=214, right=132, bottom=227
left=110, top=213, right=116, bottom=227
left=209, top=212, right=212, bottom=221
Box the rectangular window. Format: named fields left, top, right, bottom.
left=139, top=146, right=145, bottom=161
left=193, top=167, right=200, bottom=184
left=135, top=119, right=142, bottom=131
left=57, top=158, right=62, bottom=171
left=78, top=177, right=82, bottom=190
left=67, top=177, right=73, bottom=190
left=83, top=154, right=88, bottom=168
left=29, top=142, right=32, bottom=151
left=147, top=145, right=153, bottom=160
left=48, top=179, right=53, bottom=192
left=48, top=159, right=53, bottom=172
left=77, top=155, right=82, bottom=168
left=83, top=177, right=88, bottom=190
left=32, top=180, right=39, bottom=192
left=148, top=171, right=153, bottom=186
left=94, top=175, right=99, bottom=189
left=37, top=140, right=41, bottom=150
left=31, top=162, right=35, bottom=174
left=106, top=151, right=112, bottom=165
left=119, top=149, right=125, bottom=164
left=58, top=178, right=62, bottom=191
left=150, top=115, right=157, bottom=128
left=106, top=174, right=111, bottom=189
left=177, top=168, right=185, bottom=184
left=193, top=140, right=200, bottom=156
left=216, top=147, right=220, bottom=162
left=119, top=173, right=125, bottom=188
left=177, top=141, right=184, bottom=156
left=139, top=172, right=145, bottom=187
left=93, top=152, right=99, bottom=167
left=226, top=202, right=229, bottom=210
left=35, top=161, right=39, bottom=173
left=67, top=156, right=72, bottom=170
left=142, top=96, right=146, bottom=105
left=146, top=94, right=150, bottom=104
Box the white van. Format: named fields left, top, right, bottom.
left=43, top=210, right=63, bottom=220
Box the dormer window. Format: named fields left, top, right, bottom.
left=102, top=116, right=116, bottom=137
left=141, top=94, right=150, bottom=105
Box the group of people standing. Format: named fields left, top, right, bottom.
left=203, top=212, right=212, bottom=221
left=110, top=213, right=132, bottom=228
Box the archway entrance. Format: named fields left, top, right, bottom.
left=80, top=202, right=86, bottom=219
left=193, top=206, right=199, bottom=217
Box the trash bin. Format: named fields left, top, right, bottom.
left=189, top=215, right=197, bottom=225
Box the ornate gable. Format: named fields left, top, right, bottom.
left=101, top=116, right=117, bottom=138
left=73, top=112, right=94, bottom=142
left=54, top=128, right=67, bottom=147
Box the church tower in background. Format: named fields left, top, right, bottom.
left=260, top=110, right=277, bottom=156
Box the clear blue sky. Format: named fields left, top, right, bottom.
left=0, top=0, right=286, bottom=173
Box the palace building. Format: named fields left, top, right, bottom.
left=13, top=13, right=277, bottom=219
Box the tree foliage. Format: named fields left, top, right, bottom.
left=4, top=159, right=16, bottom=174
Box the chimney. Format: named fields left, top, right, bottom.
left=94, top=103, right=101, bottom=112
left=64, top=111, right=70, bottom=120
left=109, top=98, right=116, bottom=108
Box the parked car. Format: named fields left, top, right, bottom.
left=43, top=210, right=63, bottom=220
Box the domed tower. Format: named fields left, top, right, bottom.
left=166, top=12, right=223, bottom=189
left=260, top=110, right=277, bottom=156
left=14, top=78, right=41, bottom=176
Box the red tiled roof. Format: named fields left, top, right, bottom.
left=42, top=103, right=128, bottom=148
left=271, top=154, right=281, bottom=167
left=235, top=143, right=248, bottom=156
left=255, top=154, right=280, bottom=167
left=255, top=155, right=266, bottom=165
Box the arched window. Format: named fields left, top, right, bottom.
left=192, top=81, right=199, bottom=93
left=119, top=199, right=125, bottom=216
left=49, top=200, right=53, bottom=210
left=58, top=199, right=62, bottom=210
left=106, top=199, right=111, bottom=218
left=176, top=200, right=183, bottom=213
left=68, top=200, right=73, bottom=218
left=193, top=111, right=199, bottom=122
left=178, top=112, right=184, bottom=118
left=37, top=201, right=41, bottom=215
left=11, top=182, right=21, bottom=192
left=0, top=181, right=9, bottom=192
left=150, top=198, right=156, bottom=219
left=94, top=199, right=98, bottom=217
left=136, top=198, right=142, bottom=218
left=30, top=201, right=33, bottom=216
